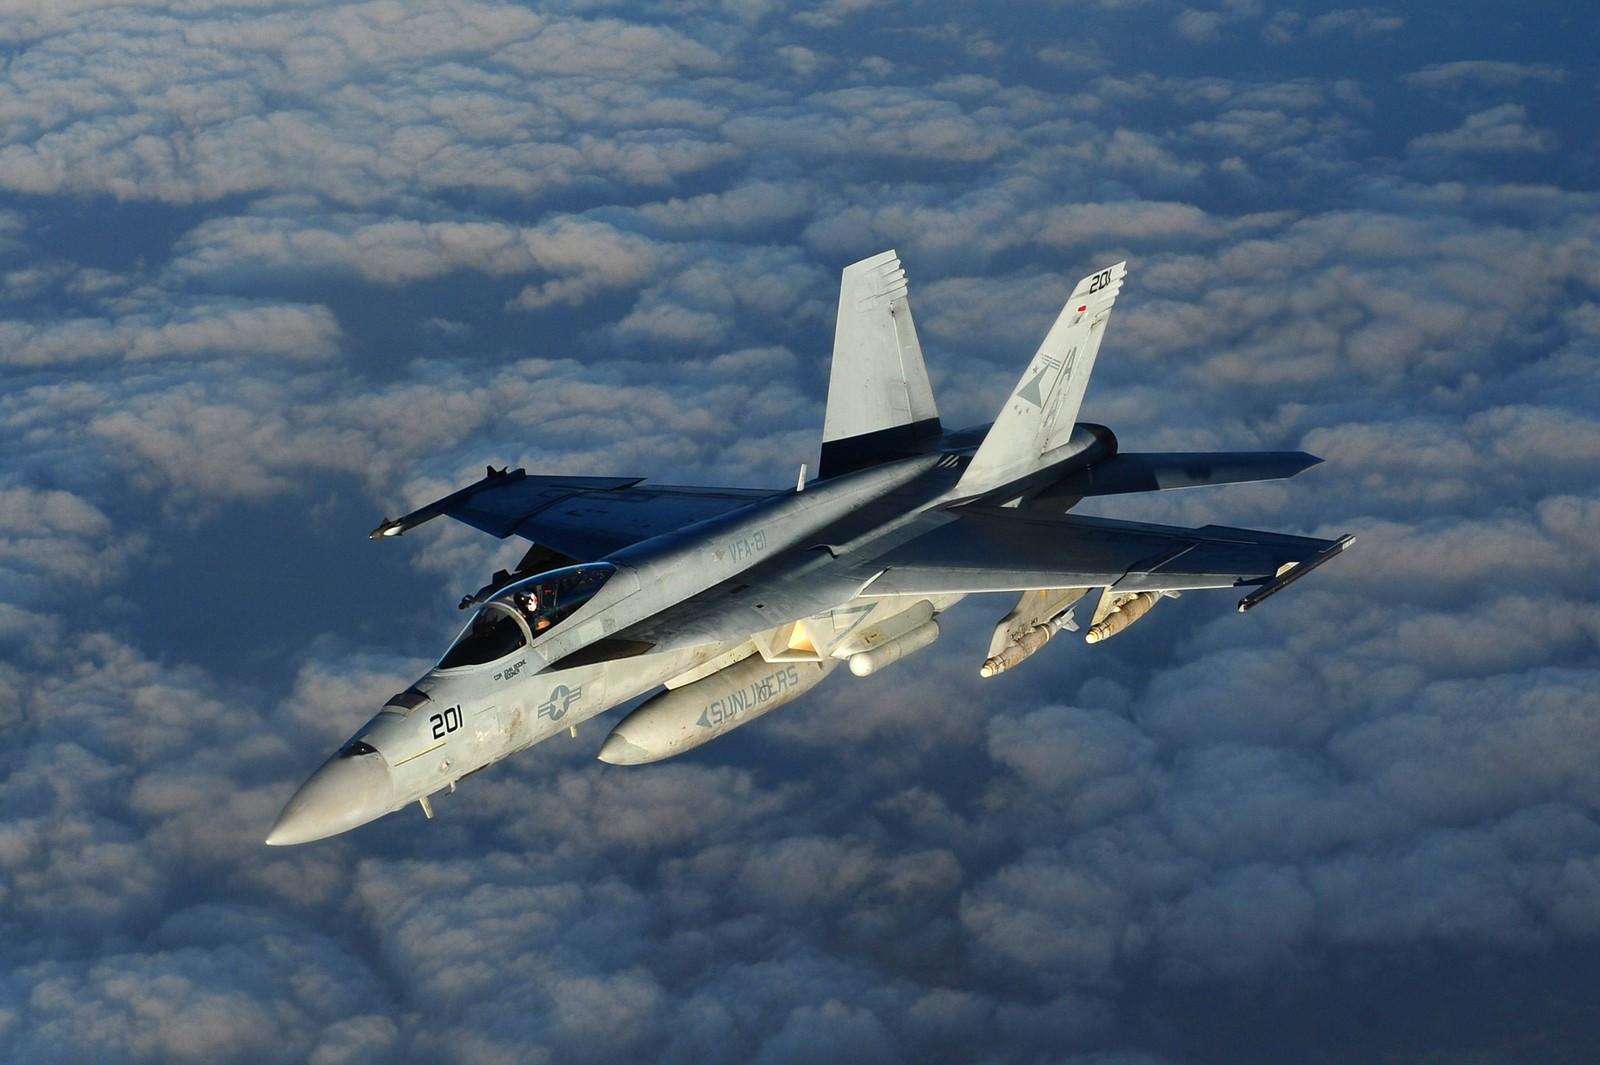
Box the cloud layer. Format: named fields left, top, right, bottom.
left=2, top=1, right=1597, bottom=1062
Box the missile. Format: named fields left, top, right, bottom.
left=848, top=619, right=941, bottom=677
left=598, top=655, right=837, bottom=765
left=1084, top=590, right=1160, bottom=644
left=980, top=610, right=1076, bottom=678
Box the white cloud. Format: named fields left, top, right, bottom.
left=1307, top=7, right=1403, bottom=37
left=0, top=301, right=339, bottom=366
left=1171, top=9, right=1226, bottom=43
left=0, top=3, right=728, bottom=205
left=791, top=0, right=897, bottom=30
left=723, top=85, right=1015, bottom=164
left=1410, top=104, right=1558, bottom=155
left=630, top=180, right=821, bottom=238
left=602, top=245, right=827, bottom=348
left=168, top=202, right=667, bottom=312
left=1405, top=60, right=1568, bottom=90
left=1, top=0, right=1598, bottom=1061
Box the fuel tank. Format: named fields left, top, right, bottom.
left=597, top=655, right=837, bottom=764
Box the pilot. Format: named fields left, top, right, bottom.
left=518, top=591, right=554, bottom=633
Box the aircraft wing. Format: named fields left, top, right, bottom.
left=370, top=467, right=771, bottom=560
left=850, top=505, right=1347, bottom=597
left=592, top=504, right=1349, bottom=658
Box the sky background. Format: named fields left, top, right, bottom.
left=2, top=0, right=1598, bottom=1062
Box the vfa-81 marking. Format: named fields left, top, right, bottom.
left=268, top=252, right=1352, bottom=845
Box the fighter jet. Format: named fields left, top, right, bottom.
left=267, top=252, right=1352, bottom=845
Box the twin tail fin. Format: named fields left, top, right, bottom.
left=818, top=251, right=942, bottom=479
left=816, top=253, right=1128, bottom=494
left=955, top=261, right=1127, bottom=494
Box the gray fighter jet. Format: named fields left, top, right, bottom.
left=267, top=252, right=1352, bottom=845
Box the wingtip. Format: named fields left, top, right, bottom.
left=369, top=517, right=404, bottom=540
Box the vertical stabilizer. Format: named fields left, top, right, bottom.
left=819, top=250, right=942, bottom=479
left=956, top=261, right=1127, bottom=494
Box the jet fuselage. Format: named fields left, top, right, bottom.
left=267, top=444, right=1030, bottom=844
left=267, top=252, right=1349, bottom=846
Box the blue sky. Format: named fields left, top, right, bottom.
left=2, top=1, right=1598, bottom=1062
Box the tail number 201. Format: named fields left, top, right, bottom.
left=1087, top=269, right=1114, bottom=293
left=431, top=705, right=463, bottom=739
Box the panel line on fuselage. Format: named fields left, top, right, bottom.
left=389, top=739, right=446, bottom=767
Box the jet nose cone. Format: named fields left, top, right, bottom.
left=266, top=751, right=396, bottom=846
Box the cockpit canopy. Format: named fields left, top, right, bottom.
left=439, top=563, right=615, bottom=670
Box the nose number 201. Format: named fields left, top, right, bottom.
left=430, top=705, right=463, bottom=740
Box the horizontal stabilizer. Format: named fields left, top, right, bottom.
left=1032, top=451, right=1322, bottom=505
